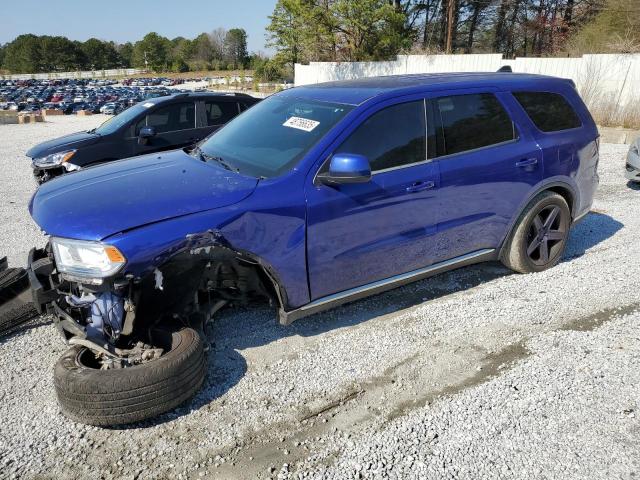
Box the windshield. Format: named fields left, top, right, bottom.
left=198, top=96, right=353, bottom=178
left=94, top=103, right=149, bottom=135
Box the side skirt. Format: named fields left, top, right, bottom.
left=278, top=248, right=497, bottom=325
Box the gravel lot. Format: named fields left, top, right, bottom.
left=0, top=117, right=638, bottom=480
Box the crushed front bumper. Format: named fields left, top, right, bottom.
left=31, top=164, right=65, bottom=185
left=27, top=248, right=88, bottom=339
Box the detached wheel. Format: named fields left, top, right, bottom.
left=502, top=191, right=571, bottom=273
left=54, top=328, right=206, bottom=426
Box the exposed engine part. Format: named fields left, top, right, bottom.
left=66, top=291, right=125, bottom=342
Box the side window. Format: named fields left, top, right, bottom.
left=513, top=91, right=582, bottom=132
left=205, top=101, right=238, bottom=126
left=135, top=102, right=195, bottom=135
left=335, top=100, right=426, bottom=172
left=434, top=93, right=515, bottom=156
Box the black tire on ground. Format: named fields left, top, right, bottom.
left=0, top=267, right=28, bottom=291
left=0, top=268, right=38, bottom=335
left=54, top=328, right=206, bottom=426
left=501, top=191, right=571, bottom=274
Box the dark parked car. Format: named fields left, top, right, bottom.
left=25, top=73, right=598, bottom=426
left=26, top=92, right=260, bottom=183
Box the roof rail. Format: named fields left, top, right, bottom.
left=173, top=92, right=190, bottom=98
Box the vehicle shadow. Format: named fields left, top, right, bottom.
left=563, top=211, right=623, bottom=260
left=112, top=211, right=624, bottom=428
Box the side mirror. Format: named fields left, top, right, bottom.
left=317, top=153, right=372, bottom=185
left=138, top=126, right=156, bottom=145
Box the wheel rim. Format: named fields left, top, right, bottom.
left=526, top=205, right=567, bottom=266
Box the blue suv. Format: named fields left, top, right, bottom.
left=26, top=73, right=599, bottom=426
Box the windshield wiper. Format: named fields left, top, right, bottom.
left=194, top=147, right=240, bottom=173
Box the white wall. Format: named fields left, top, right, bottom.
left=295, top=53, right=640, bottom=106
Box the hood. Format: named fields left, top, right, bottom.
left=26, top=131, right=100, bottom=159
left=30, top=149, right=259, bottom=241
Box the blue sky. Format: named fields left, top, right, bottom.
left=1, top=0, right=277, bottom=53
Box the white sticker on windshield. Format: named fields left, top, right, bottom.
left=142, top=102, right=154, bottom=108
left=283, top=116, right=320, bottom=132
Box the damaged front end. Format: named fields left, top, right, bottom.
left=28, top=232, right=280, bottom=368
left=28, top=246, right=148, bottom=367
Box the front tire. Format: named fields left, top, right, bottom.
left=501, top=191, right=571, bottom=273
left=54, top=328, right=206, bottom=426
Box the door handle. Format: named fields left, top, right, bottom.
left=516, top=158, right=539, bottom=168
left=406, top=180, right=435, bottom=193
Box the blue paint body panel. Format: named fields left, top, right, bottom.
left=29, top=73, right=599, bottom=311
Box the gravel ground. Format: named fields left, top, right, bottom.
left=0, top=117, right=638, bottom=480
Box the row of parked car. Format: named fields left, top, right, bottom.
left=0, top=78, right=193, bottom=115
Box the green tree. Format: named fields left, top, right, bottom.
left=38, top=36, right=86, bottom=71
left=190, top=33, right=213, bottom=69
left=267, top=0, right=308, bottom=68
left=332, top=0, right=411, bottom=61
left=267, top=0, right=411, bottom=69
left=255, top=57, right=285, bottom=81
left=82, top=38, right=121, bottom=70
left=2, top=34, right=43, bottom=73
left=133, top=32, right=170, bottom=71
left=117, top=42, right=134, bottom=67
left=224, top=28, right=248, bottom=68
left=170, top=37, right=194, bottom=69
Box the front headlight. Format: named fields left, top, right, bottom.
left=51, top=237, right=126, bottom=281
left=33, top=149, right=76, bottom=168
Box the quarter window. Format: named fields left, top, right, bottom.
left=204, top=101, right=238, bottom=126
left=513, top=91, right=582, bottom=132
left=135, top=102, right=195, bottom=134
left=335, top=100, right=426, bottom=172
left=434, top=93, right=515, bottom=156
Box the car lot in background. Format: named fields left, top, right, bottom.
left=0, top=77, right=194, bottom=115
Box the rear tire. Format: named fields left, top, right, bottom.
left=54, top=328, right=206, bottom=426
left=501, top=191, right=571, bottom=273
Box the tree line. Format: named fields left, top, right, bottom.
left=1, top=0, right=637, bottom=78
left=0, top=29, right=256, bottom=74
left=264, top=0, right=640, bottom=75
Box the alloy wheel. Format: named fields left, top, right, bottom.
left=526, top=205, right=566, bottom=266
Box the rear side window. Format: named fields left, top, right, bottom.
left=205, top=101, right=239, bottom=126
left=136, top=102, right=195, bottom=134
left=335, top=100, right=426, bottom=172
left=513, top=91, right=582, bottom=132
left=434, top=93, right=515, bottom=156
